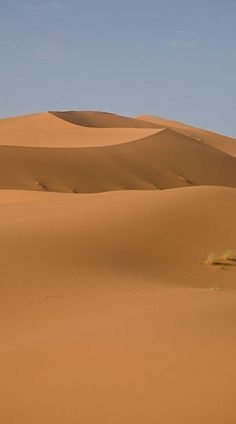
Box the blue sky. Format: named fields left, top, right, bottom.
left=0, top=0, right=235, bottom=136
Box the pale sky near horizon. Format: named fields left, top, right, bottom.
left=0, top=0, right=235, bottom=136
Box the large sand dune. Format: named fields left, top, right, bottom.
left=0, top=128, right=236, bottom=192
left=0, top=112, right=158, bottom=147
left=0, top=186, right=236, bottom=290
left=138, top=114, right=236, bottom=157
left=1, top=110, right=236, bottom=423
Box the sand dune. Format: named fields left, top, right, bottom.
left=1, top=110, right=236, bottom=423
left=0, top=128, right=236, bottom=193
left=0, top=112, right=158, bottom=147
left=51, top=110, right=161, bottom=128
left=138, top=114, right=236, bottom=157
left=0, top=186, right=236, bottom=290
left=1, top=186, right=236, bottom=423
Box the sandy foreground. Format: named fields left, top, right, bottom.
left=0, top=111, right=236, bottom=423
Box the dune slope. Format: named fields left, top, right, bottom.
left=138, top=114, right=236, bottom=156
left=0, top=186, right=236, bottom=291
left=0, top=112, right=158, bottom=147
left=1, top=187, right=236, bottom=424
left=1, top=110, right=236, bottom=424
left=0, top=128, right=236, bottom=192
left=50, top=110, right=161, bottom=128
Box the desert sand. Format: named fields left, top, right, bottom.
left=1, top=111, right=236, bottom=423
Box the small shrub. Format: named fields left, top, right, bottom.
left=205, top=250, right=236, bottom=266
left=206, top=254, right=220, bottom=265
left=221, top=250, right=236, bottom=262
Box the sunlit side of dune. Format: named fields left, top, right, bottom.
left=1, top=110, right=236, bottom=424
left=137, top=114, right=236, bottom=157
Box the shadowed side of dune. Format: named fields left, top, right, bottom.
left=50, top=110, right=161, bottom=128
left=0, top=129, right=236, bottom=193
left=2, top=187, right=236, bottom=424
left=0, top=112, right=160, bottom=147
left=138, top=114, right=236, bottom=157
left=1, top=186, right=236, bottom=290
left=2, top=108, right=236, bottom=424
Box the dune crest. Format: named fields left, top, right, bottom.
left=138, top=114, right=236, bottom=157
left=50, top=110, right=161, bottom=128
left=0, top=128, right=235, bottom=193
left=0, top=112, right=159, bottom=147
left=1, top=110, right=236, bottom=424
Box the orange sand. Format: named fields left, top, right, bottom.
left=0, top=111, right=236, bottom=423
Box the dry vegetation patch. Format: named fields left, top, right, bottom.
left=205, top=251, right=236, bottom=266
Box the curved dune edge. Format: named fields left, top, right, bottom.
left=1, top=110, right=236, bottom=424
left=137, top=114, right=236, bottom=157
left=50, top=110, right=161, bottom=128
left=0, top=112, right=159, bottom=147
left=1, top=110, right=235, bottom=153
left=0, top=128, right=236, bottom=193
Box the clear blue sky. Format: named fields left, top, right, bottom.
left=0, top=0, right=235, bottom=136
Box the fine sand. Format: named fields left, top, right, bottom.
left=138, top=114, right=236, bottom=157
left=1, top=111, right=236, bottom=423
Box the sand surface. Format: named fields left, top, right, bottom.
left=0, top=112, right=158, bottom=147
left=1, top=111, right=236, bottom=423
left=138, top=114, right=236, bottom=157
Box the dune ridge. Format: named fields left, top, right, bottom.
left=0, top=128, right=236, bottom=193
left=0, top=112, right=159, bottom=147
left=1, top=110, right=236, bottom=424
left=50, top=110, right=161, bottom=128
left=138, top=114, right=236, bottom=157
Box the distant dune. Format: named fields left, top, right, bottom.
left=1, top=110, right=236, bottom=424
left=0, top=112, right=158, bottom=147
left=1, top=116, right=236, bottom=192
